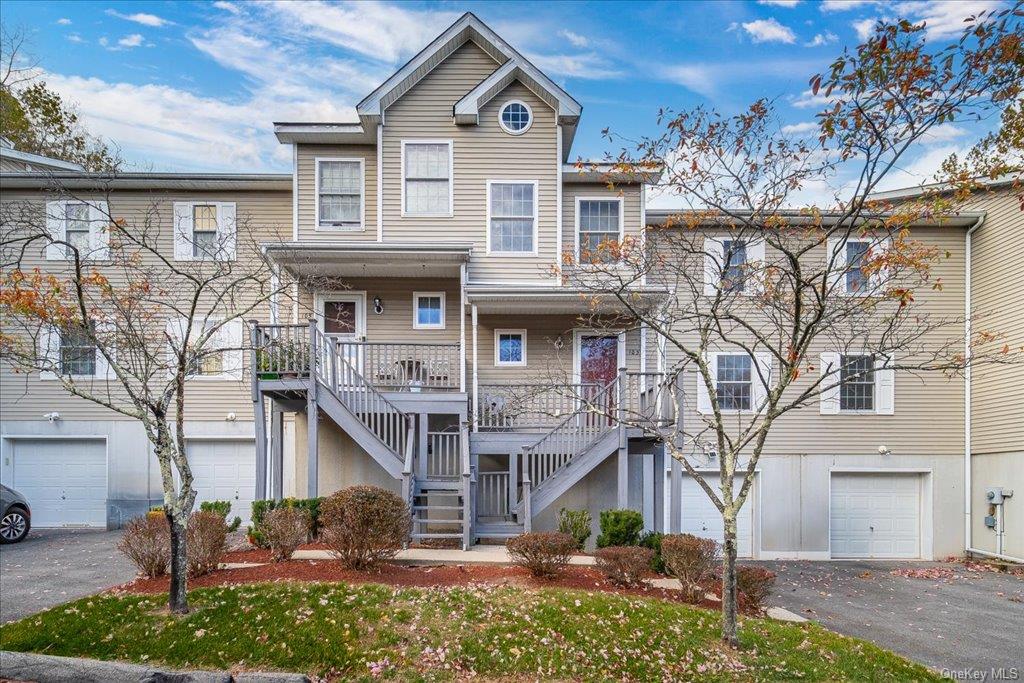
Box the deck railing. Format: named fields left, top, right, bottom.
left=426, top=430, right=461, bottom=479
left=477, top=471, right=511, bottom=518
left=253, top=324, right=311, bottom=376
left=476, top=383, right=601, bottom=430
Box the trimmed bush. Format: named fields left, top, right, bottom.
left=736, top=566, right=776, bottom=610
left=249, top=497, right=323, bottom=547
left=557, top=508, right=592, bottom=550
left=594, top=546, right=654, bottom=586
left=200, top=500, right=241, bottom=533
left=262, top=507, right=310, bottom=561
left=596, top=509, right=644, bottom=548
left=117, top=515, right=170, bottom=578
left=187, top=510, right=228, bottom=577
left=507, top=531, right=576, bottom=579
left=640, top=532, right=666, bottom=574
left=661, top=534, right=719, bottom=601
left=319, top=486, right=409, bottom=569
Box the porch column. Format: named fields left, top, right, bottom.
left=508, top=450, right=519, bottom=514
left=471, top=304, right=479, bottom=432
left=271, top=404, right=284, bottom=502
left=617, top=366, right=628, bottom=508
left=250, top=320, right=268, bottom=500
left=654, top=444, right=665, bottom=533
left=459, top=263, right=467, bottom=393
left=417, top=413, right=429, bottom=479
left=670, top=371, right=685, bottom=533
left=307, top=318, right=319, bottom=498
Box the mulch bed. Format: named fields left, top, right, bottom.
left=110, top=559, right=732, bottom=612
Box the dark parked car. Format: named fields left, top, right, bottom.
left=0, top=484, right=31, bottom=543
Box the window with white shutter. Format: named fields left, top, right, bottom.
left=172, top=202, right=236, bottom=261
left=167, top=317, right=243, bottom=380
left=402, top=141, right=452, bottom=216
left=45, top=200, right=110, bottom=261
left=703, top=234, right=765, bottom=295
left=820, top=351, right=894, bottom=415
left=316, top=158, right=363, bottom=230
left=697, top=352, right=770, bottom=414
left=826, top=235, right=888, bottom=295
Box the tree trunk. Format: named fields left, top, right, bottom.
left=167, top=509, right=189, bottom=614
left=720, top=514, right=739, bottom=646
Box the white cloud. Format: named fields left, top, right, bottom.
left=527, top=52, right=623, bottom=80
left=781, top=121, right=820, bottom=134
left=105, top=9, right=171, bottom=28
left=117, top=34, right=144, bottom=49
left=920, top=122, right=968, bottom=143
left=662, top=58, right=823, bottom=98
left=852, top=18, right=877, bottom=40
left=758, top=0, right=801, bottom=6
left=212, top=1, right=241, bottom=14
left=895, top=0, right=1004, bottom=39
left=57, top=18, right=72, bottom=25
left=790, top=88, right=835, bottom=109
left=558, top=29, right=590, bottom=48
left=66, top=33, right=84, bottom=44
left=741, top=18, right=797, bottom=44
left=659, top=64, right=717, bottom=98
left=875, top=143, right=968, bottom=191
left=805, top=31, right=839, bottom=46
left=98, top=37, right=109, bottom=47
left=263, top=0, right=460, bottom=64
left=820, top=0, right=879, bottom=11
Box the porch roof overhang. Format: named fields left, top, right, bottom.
left=464, top=284, right=671, bottom=314
left=263, top=241, right=472, bottom=278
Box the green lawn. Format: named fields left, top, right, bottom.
left=0, top=582, right=938, bottom=681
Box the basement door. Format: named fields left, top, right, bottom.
left=830, top=473, right=921, bottom=558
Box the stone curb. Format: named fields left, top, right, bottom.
left=0, top=650, right=308, bottom=683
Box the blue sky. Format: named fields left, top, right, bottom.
left=3, top=0, right=1004, bottom=198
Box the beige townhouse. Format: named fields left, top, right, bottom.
left=1, top=13, right=1020, bottom=560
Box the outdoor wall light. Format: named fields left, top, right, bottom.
left=878, top=445, right=891, bottom=456
left=226, top=412, right=237, bottom=422
left=373, top=297, right=384, bottom=315
left=43, top=411, right=61, bottom=422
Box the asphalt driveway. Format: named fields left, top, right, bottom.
left=0, top=529, right=135, bottom=624
left=765, top=560, right=1024, bottom=674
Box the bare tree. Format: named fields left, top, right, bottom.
left=0, top=181, right=292, bottom=612
left=558, top=8, right=1023, bottom=645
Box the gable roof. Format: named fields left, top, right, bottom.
left=355, top=12, right=582, bottom=159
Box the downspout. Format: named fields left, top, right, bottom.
left=962, top=214, right=1022, bottom=563
left=377, top=122, right=384, bottom=242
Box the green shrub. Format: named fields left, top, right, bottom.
left=262, top=507, right=310, bottom=562
left=736, top=566, right=776, bottom=610
left=556, top=508, right=592, bottom=550
left=200, top=500, right=241, bottom=533
left=319, top=486, right=410, bottom=569
left=507, top=532, right=576, bottom=579
left=249, top=497, right=323, bottom=547
left=594, top=546, right=654, bottom=586
left=640, top=532, right=666, bottom=573
left=596, top=509, right=644, bottom=548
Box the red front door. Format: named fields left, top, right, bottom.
left=580, top=334, right=619, bottom=386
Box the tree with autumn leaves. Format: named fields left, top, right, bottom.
left=564, top=7, right=1022, bottom=645
left=0, top=189, right=289, bottom=613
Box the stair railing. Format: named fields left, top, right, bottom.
left=312, top=328, right=410, bottom=462
left=401, top=415, right=416, bottom=521
left=518, top=375, right=621, bottom=502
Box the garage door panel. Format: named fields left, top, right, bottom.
left=10, top=439, right=107, bottom=528
left=676, top=475, right=754, bottom=558
left=831, top=473, right=921, bottom=559
left=184, top=440, right=256, bottom=526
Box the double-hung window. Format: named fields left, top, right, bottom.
left=403, top=142, right=451, bottom=216
left=59, top=323, right=97, bottom=376
left=704, top=234, right=764, bottom=295
left=845, top=241, right=870, bottom=294
left=722, top=239, right=748, bottom=292
left=494, top=329, right=526, bottom=367
left=839, top=354, right=874, bottom=411
left=488, top=181, right=537, bottom=254
left=716, top=354, right=752, bottom=411
left=577, top=198, right=622, bottom=263
left=191, top=204, right=218, bottom=258
left=64, top=203, right=91, bottom=257
left=828, top=236, right=886, bottom=295
left=173, top=202, right=236, bottom=261
left=317, top=159, right=363, bottom=229
left=413, top=292, right=445, bottom=330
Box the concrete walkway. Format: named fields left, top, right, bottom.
left=293, top=545, right=596, bottom=565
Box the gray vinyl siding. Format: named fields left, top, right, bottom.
left=380, top=41, right=560, bottom=284
left=0, top=188, right=291, bottom=422
left=295, top=144, right=378, bottom=242
left=655, top=226, right=967, bottom=457
left=964, top=190, right=1023, bottom=455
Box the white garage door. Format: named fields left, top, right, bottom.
left=185, top=439, right=256, bottom=526
left=10, top=439, right=107, bottom=527
left=670, top=474, right=755, bottom=558
left=831, top=473, right=921, bottom=559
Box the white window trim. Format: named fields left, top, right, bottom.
left=412, top=291, right=446, bottom=330
left=400, top=139, right=454, bottom=218
left=571, top=329, right=625, bottom=385
left=494, top=328, right=527, bottom=367
left=819, top=351, right=895, bottom=415
left=172, top=201, right=236, bottom=262
left=703, top=233, right=765, bottom=296
left=45, top=200, right=110, bottom=262
left=39, top=323, right=108, bottom=381
left=314, top=291, right=367, bottom=339
left=497, top=99, right=533, bottom=136
left=485, top=179, right=540, bottom=256
left=697, top=351, right=772, bottom=415
left=574, top=196, right=624, bottom=263
left=314, top=157, right=365, bottom=232
left=827, top=235, right=890, bottom=296
left=165, top=317, right=243, bottom=382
